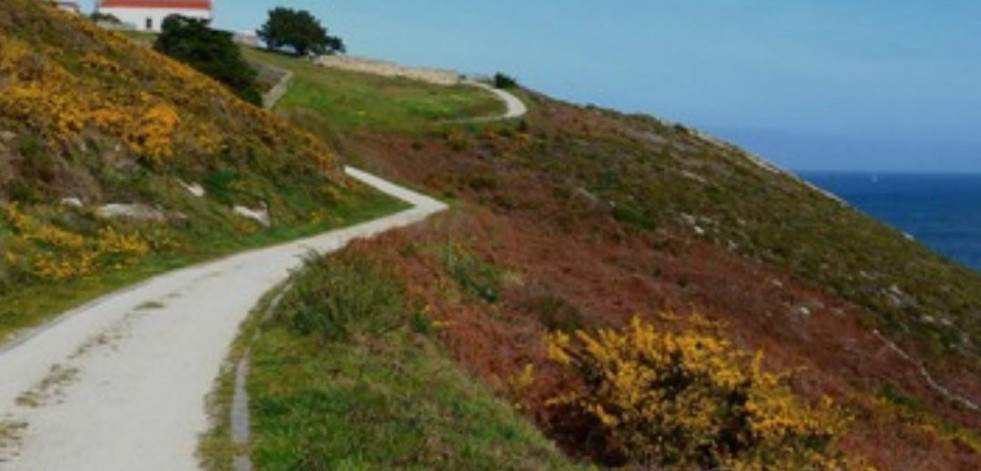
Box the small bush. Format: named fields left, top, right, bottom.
left=494, top=73, right=519, bottom=89
left=547, top=314, right=848, bottom=470
left=513, top=283, right=585, bottom=332
left=439, top=243, right=501, bottom=303
left=279, top=254, right=406, bottom=341
left=444, top=128, right=472, bottom=151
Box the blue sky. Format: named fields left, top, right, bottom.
left=81, top=1, right=981, bottom=172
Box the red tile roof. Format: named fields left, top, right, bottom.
left=99, top=0, right=212, bottom=10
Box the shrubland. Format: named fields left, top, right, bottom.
left=297, top=84, right=981, bottom=469
left=546, top=315, right=850, bottom=470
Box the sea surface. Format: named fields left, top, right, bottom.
left=800, top=172, right=981, bottom=271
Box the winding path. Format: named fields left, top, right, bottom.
left=0, top=53, right=527, bottom=470
left=464, top=81, right=528, bottom=120
left=0, top=167, right=447, bottom=470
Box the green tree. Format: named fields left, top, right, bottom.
left=154, top=16, right=262, bottom=106
left=258, top=7, right=344, bottom=56
left=494, top=73, right=518, bottom=89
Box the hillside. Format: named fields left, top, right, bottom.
left=1, top=3, right=978, bottom=470
left=222, top=51, right=981, bottom=471
left=0, top=1, right=404, bottom=341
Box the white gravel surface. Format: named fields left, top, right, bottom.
left=0, top=167, right=447, bottom=471
left=465, top=81, right=528, bottom=120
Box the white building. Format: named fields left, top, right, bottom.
left=95, top=0, right=212, bottom=32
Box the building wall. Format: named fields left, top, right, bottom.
left=96, top=7, right=211, bottom=32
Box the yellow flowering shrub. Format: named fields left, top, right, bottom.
left=125, top=104, right=180, bottom=163
left=546, top=314, right=849, bottom=470
left=1, top=204, right=149, bottom=281
left=0, top=2, right=339, bottom=175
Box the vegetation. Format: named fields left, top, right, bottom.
left=256, top=56, right=981, bottom=469
left=279, top=254, right=406, bottom=341
left=89, top=12, right=120, bottom=25
left=258, top=7, right=344, bottom=56
left=154, top=16, right=262, bottom=105
left=0, top=0, right=405, bottom=341
left=494, top=73, right=519, bottom=89
left=203, top=253, right=589, bottom=471
left=547, top=315, right=848, bottom=470
left=241, top=48, right=505, bottom=133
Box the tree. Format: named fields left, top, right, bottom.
left=325, top=35, right=347, bottom=55
left=154, top=16, right=262, bottom=106
left=494, top=73, right=518, bottom=89
left=258, top=7, right=344, bottom=56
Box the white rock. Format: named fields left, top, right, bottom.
left=233, top=205, right=270, bottom=227
left=180, top=181, right=206, bottom=198
left=97, top=204, right=166, bottom=222
left=60, top=197, right=83, bottom=208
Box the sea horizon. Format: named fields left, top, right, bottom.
left=800, top=171, right=981, bottom=271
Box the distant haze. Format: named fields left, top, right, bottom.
left=79, top=0, right=981, bottom=172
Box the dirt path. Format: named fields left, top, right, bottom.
left=0, top=167, right=447, bottom=471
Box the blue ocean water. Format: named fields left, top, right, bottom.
left=800, top=173, right=981, bottom=271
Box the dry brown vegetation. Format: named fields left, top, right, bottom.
left=318, top=94, right=981, bottom=470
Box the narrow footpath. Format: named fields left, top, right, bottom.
left=0, top=168, right=447, bottom=471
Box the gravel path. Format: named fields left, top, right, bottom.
left=464, top=81, right=528, bottom=120
left=0, top=167, right=447, bottom=471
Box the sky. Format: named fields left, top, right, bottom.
left=81, top=1, right=981, bottom=173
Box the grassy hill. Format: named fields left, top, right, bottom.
left=0, top=1, right=406, bottom=341
left=221, top=50, right=981, bottom=471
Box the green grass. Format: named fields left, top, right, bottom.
left=438, top=242, right=503, bottom=304
left=241, top=48, right=505, bottom=133
left=202, top=255, right=589, bottom=471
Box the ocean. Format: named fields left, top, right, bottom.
left=800, top=173, right=981, bottom=271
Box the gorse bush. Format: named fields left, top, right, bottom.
left=279, top=254, right=406, bottom=341
left=0, top=0, right=338, bottom=174
left=547, top=314, right=850, bottom=471
left=1, top=204, right=151, bottom=284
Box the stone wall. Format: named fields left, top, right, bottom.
left=315, top=55, right=461, bottom=86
